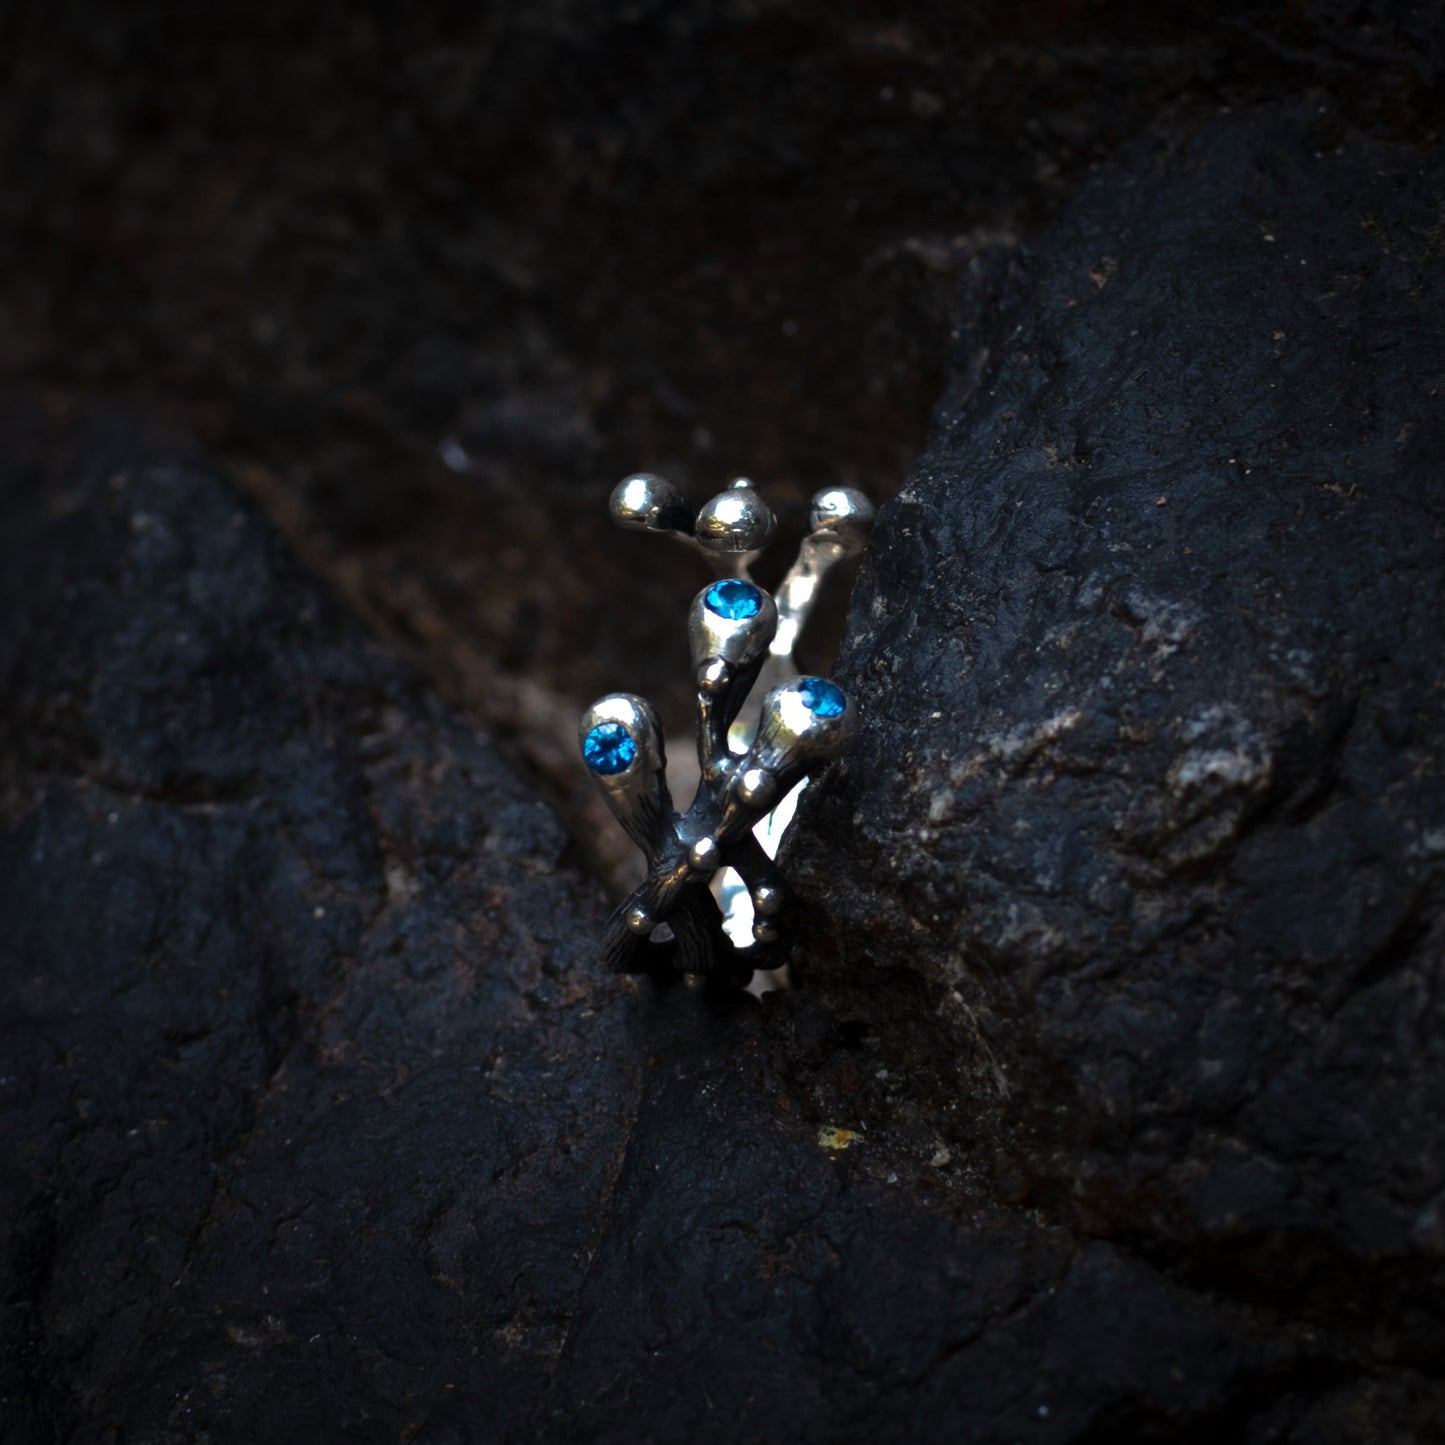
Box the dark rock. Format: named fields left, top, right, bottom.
left=0, top=401, right=640, bottom=1441
left=9, top=279, right=1445, bottom=1439
left=793, top=106, right=1445, bottom=1429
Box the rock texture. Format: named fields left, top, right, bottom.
left=0, top=403, right=641, bottom=1441
left=0, top=402, right=1278, bottom=1443
left=794, top=107, right=1445, bottom=1429
left=8, top=110, right=1445, bottom=1439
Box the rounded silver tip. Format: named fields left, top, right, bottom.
left=738, top=766, right=777, bottom=809
left=752, top=883, right=786, bottom=918
left=625, top=903, right=654, bottom=935
left=752, top=919, right=780, bottom=944
left=695, top=482, right=777, bottom=553
left=610, top=473, right=691, bottom=533
left=807, top=486, right=875, bottom=556
left=687, top=836, right=721, bottom=873
left=696, top=658, right=731, bottom=696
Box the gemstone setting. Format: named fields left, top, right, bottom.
left=704, top=579, right=762, bottom=621
left=583, top=721, right=637, bottom=774
left=798, top=677, right=846, bottom=719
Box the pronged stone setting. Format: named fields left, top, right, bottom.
left=704, top=579, right=762, bottom=620
left=799, top=676, right=846, bottom=718
left=583, top=721, right=637, bottom=775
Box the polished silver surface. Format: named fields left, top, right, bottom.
left=696, top=657, right=730, bottom=696
left=686, top=581, right=778, bottom=674
left=694, top=477, right=778, bottom=554
left=609, top=473, right=693, bottom=535
left=716, top=680, right=855, bottom=844
left=724, top=486, right=874, bottom=756
left=752, top=882, right=786, bottom=917
left=807, top=485, right=875, bottom=554
left=745, top=679, right=856, bottom=775
left=687, top=579, right=778, bottom=785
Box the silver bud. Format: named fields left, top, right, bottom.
left=695, top=478, right=777, bottom=553
left=696, top=658, right=731, bottom=696
left=610, top=473, right=692, bottom=534
left=752, top=883, right=787, bottom=918
left=807, top=486, right=875, bottom=558
left=687, top=580, right=778, bottom=676
left=738, top=766, right=777, bottom=809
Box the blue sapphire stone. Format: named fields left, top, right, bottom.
left=798, top=677, right=846, bottom=719
left=583, top=721, right=637, bottom=775
left=704, top=579, right=762, bottom=621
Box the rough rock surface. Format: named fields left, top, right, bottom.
left=13, top=380, right=1441, bottom=1442
left=8, top=115, right=1445, bottom=1436
left=794, top=107, right=1445, bottom=1428
left=0, top=402, right=642, bottom=1441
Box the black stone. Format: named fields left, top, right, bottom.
left=0, top=390, right=1394, bottom=1443
left=792, top=106, right=1445, bottom=1433
left=0, top=408, right=1100, bottom=1445
left=0, top=402, right=639, bottom=1441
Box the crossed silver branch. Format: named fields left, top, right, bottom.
left=579, top=475, right=873, bottom=984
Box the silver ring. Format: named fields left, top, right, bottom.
left=580, top=475, right=873, bottom=985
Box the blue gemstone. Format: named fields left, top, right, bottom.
left=798, top=677, right=846, bottom=718
left=704, top=579, right=762, bottom=621
left=583, top=722, right=637, bottom=775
